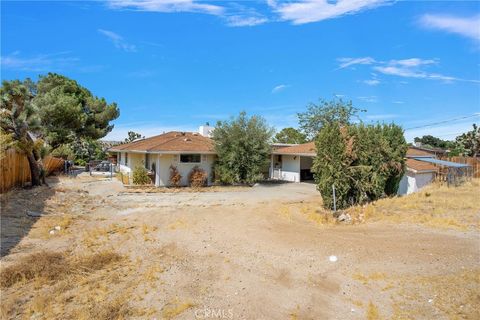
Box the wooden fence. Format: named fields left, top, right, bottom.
left=439, top=156, right=480, bottom=178
left=0, top=149, right=65, bottom=193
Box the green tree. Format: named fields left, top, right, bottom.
left=413, top=135, right=455, bottom=149
left=213, top=112, right=273, bottom=184
left=124, top=131, right=143, bottom=143
left=274, top=127, right=307, bottom=144
left=455, top=124, right=480, bottom=157
left=0, top=79, right=44, bottom=186
left=313, top=123, right=407, bottom=210
left=34, top=73, right=120, bottom=149
left=298, top=99, right=363, bottom=140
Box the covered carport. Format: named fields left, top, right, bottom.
left=270, top=142, right=316, bottom=182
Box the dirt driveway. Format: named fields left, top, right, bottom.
left=1, top=175, right=479, bottom=319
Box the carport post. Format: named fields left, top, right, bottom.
left=332, top=184, right=337, bottom=212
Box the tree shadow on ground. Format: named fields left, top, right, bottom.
left=0, top=176, right=59, bottom=257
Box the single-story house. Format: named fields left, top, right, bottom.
left=268, top=141, right=441, bottom=195
left=109, top=128, right=216, bottom=187
left=109, top=127, right=461, bottom=193
left=269, top=142, right=316, bottom=182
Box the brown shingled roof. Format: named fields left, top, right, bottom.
left=407, top=147, right=435, bottom=158
left=109, top=131, right=215, bottom=153
left=273, top=142, right=316, bottom=156
left=406, top=159, right=438, bottom=172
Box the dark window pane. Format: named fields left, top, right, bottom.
left=180, top=154, right=201, bottom=163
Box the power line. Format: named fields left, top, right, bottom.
left=404, top=113, right=480, bottom=131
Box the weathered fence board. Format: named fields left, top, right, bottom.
left=446, top=156, right=479, bottom=178
left=0, top=149, right=64, bottom=193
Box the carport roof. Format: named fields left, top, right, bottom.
left=273, top=142, right=316, bottom=156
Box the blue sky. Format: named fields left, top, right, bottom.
left=1, top=0, right=479, bottom=142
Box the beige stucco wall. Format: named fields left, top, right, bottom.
left=117, top=152, right=215, bottom=186
left=156, top=154, right=215, bottom=187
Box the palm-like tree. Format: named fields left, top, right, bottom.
left=1, top=79, right=44, bottom=186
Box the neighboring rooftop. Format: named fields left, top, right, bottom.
left=109, top=131, right=215, bottom=153
left=406, top=158, right=438, bottom=173
left=273, top=142, right=316, bottom=156
left=407, top=146, right=436, bottom=158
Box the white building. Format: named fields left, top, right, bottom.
left=109, top=128, right=216, bottom=187
left=270, top=142, right=316, bottom=182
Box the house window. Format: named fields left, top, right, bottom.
left=145, top=153, right=150, bottom=169
left=180, top=154, right=201, bottom=163
left=125, top=153, right=128, bottom=166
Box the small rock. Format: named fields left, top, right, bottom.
left=26, top=210, right=43, bottom=217
left=337, top=213, right=352, bottom=223
left=329, top=255, right=338, bottom=262
left=49, top=230, right=55, bottom=235
left=428, top=299, right=433, bottom=303
left=54, top=226, right=61, bottom=231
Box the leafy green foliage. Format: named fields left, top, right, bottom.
left=413, top=135, right=456, bottom=150
left=274, top=127, right=307, bottom=144
left=313, top=123, right=407, bottom=209
left=455, top=124, right=479, bottom=157
left=125, top=131, right=143, bottom=143
left=34, top=73, right=119, bottom=149
left=298, top=99, right=363, bottom=140
left=0, top=79, right=44, bottom=185
left=132, top=166, right=150, bottom=185
left=213, top=111, right=273, bottom=185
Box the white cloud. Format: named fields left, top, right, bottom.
left=374, top=65, right=465, bottom=83
left=270, top=0, right=390, bottom=25
left=272, top=84, right=289, bottom=93
left=337, top=57, right=376, bottom=69
left=107, top=0, right=224, bottom=15
left=0, top=51, right=79, bottom=71
left=363, top=79, right=380, bottom=86
left=419, top=14, right=480, bottom=42
left=390, top=58, right=437, bottom=67
left=392, top=100, right=404, bottom=104
left=98, top=29, right=136, bottom=52
left=226, top=15, right=268, bottom=27
left=357, top=95, right=377, bottom=103
left=338, top=56, right=480, bottom=84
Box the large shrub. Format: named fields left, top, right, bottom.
left=188, top=166, right=207, bottom=188
left=313, top=123, right=407, bottom=210
left=213, top=111, right=273, bottom=185
left=132, top=166, right=150, bottom=185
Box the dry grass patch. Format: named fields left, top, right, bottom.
left=347, top=179, right=480, bottom=230
left=161, top=298, right=195, bottom=319
left=366, top=301, right=381, bottom=320
left=0, top=250, right=123, bottom=288
left=29, top=214, right=77, bottom=239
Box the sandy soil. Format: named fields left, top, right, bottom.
left=1, top=175, right=479, bottom=319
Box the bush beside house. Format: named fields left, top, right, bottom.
left=213, top=112, right=273, bottom=185
left=313, top=122, right=407, bottom=210
left=132, top=166, right=150, bottom=185
left=188, top=166, right=208, bottom=188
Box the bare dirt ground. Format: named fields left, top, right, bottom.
left=1, top=174, right=479, bottom=319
